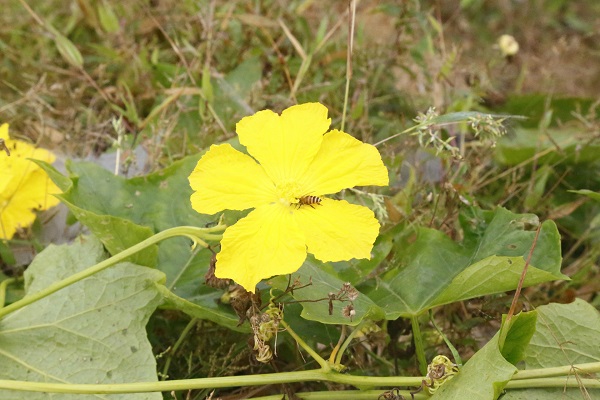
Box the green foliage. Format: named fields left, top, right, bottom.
left=37, top=156, right=246, bottom=330
left=502, top=300, right=600, bottom=399
left=496, top=127, right=600, bottom=165
left=271, top=258, right=386, bottom=326
left=0, top=237, right=163, bottom=399
left=498, top=95, right=600, bottom=129
left=433, top=312, right=537, bottom=399
left=523, top=299, right=600, bottom=368
left=361, top=208, right=565, bottom=319
left=571, top=189, right=600, bottom=202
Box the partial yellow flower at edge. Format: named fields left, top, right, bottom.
left=0, top=123, right=56, bottom=163
left=188, top=103, right=389, bottom=292
left=0, top=123, right=61, bottom=240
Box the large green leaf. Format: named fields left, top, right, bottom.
left=271, top=257, right=385, bottom=326
left=361, top=207, right=566, bottom=318
left=38, top=157, right=245, bottom=330
left=0, top=236, right=163, bottom=399
left=36, top=160, right=158, bottom=268
left=432, top=311, right=537, bottom=400
left=502, top=299, right=600, bottom=399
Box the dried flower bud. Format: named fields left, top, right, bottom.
left=228, top=285, right=260, bottom=325
left=342, top=304, right=356, bottom=321
left=342, top=283, right=359, bottom=301
left=204, top=252, right=230, bottom=289
left=424, top=355, right=460, bottom=394
left=253, top=336, right=273, bottom=363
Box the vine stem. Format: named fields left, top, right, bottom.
left=506, top=223, right=542, bottom=322
left=250, top=389, right=428, bottom=400
left=281, top=320, right=330, bottom=371
left=0, top=225, right=224, bottom=320
left=161, top=318, right=198, bottom=379
left=0, top=370, right=422, bottom=394
left=505, top=378, right=600, bottom=390
left=511, top=362, right=600, bottom=380
left=0, top=366, right=598, bottom=394
left=411, top=315, right=428, bottom=376
left=0, top=277, right=17, bottom=308
left=334, top=321, right=366, bottom=366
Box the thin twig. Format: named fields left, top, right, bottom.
left=506, top=223, right=542, bottom=322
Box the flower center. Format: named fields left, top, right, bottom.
left=275, top=181, right=302, bottom=207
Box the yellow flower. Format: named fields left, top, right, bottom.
left=188, top=103, right=388, bottom=292
left=0, top=123, right=61, bottom=240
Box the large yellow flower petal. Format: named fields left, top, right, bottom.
left=215, top=204, right=307, bottom=292
left=0, top=200, right=32, bottom=240
left=294, top=198, right=380, bottom=262
left=1, top=168, right=60, bottom=240
left=0, top=155, right=15, bottom=193
left=1, top=153, right=46, bottom=196
left=189, top=144, right=277, bottom=215
left=236, top=103, right=331, bottom=184
left=298, top=129, right=388, bottom=195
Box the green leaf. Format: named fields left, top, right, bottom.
left=524, top=165, right=551, bottom=209
left=502, top=299, right=600, bottom=399
left=270, top=258, right=385, bottom=326
left=497, top=95, right=600, bottom=128
left=524, top=299, right=600, bottom=367
left=281, top=302, right=343, bottom=345
left=36, top=161, right=158, bottom=268
left=570, top=189, right=600, bottom=202
left=211, top=57, right=262, bottom=129
left=495, top=127, right=600, bottom=165
left=499, top=312, right=538, bottom=365
left=156, top=284, right=242, bottom=331
left=53, top=32, right=84, bottom=68
left=38, top=156, right=244, bottom=330
left=361, top=207, right=566, bottom=318
left=62, top=199, right=158, bottom=268
left=97, top=0, right=120, bottom=34
left=432, top=255, right=562, bottom=307
left=432, top=311, right=537, bottom=400
left=32, top=159, right=72, bottom=192
left=0, top=236, right=163, bottom=399
left=201, top=64, right=214, bottom=104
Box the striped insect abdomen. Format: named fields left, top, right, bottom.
left=297, top=195, right=322, bottom=208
